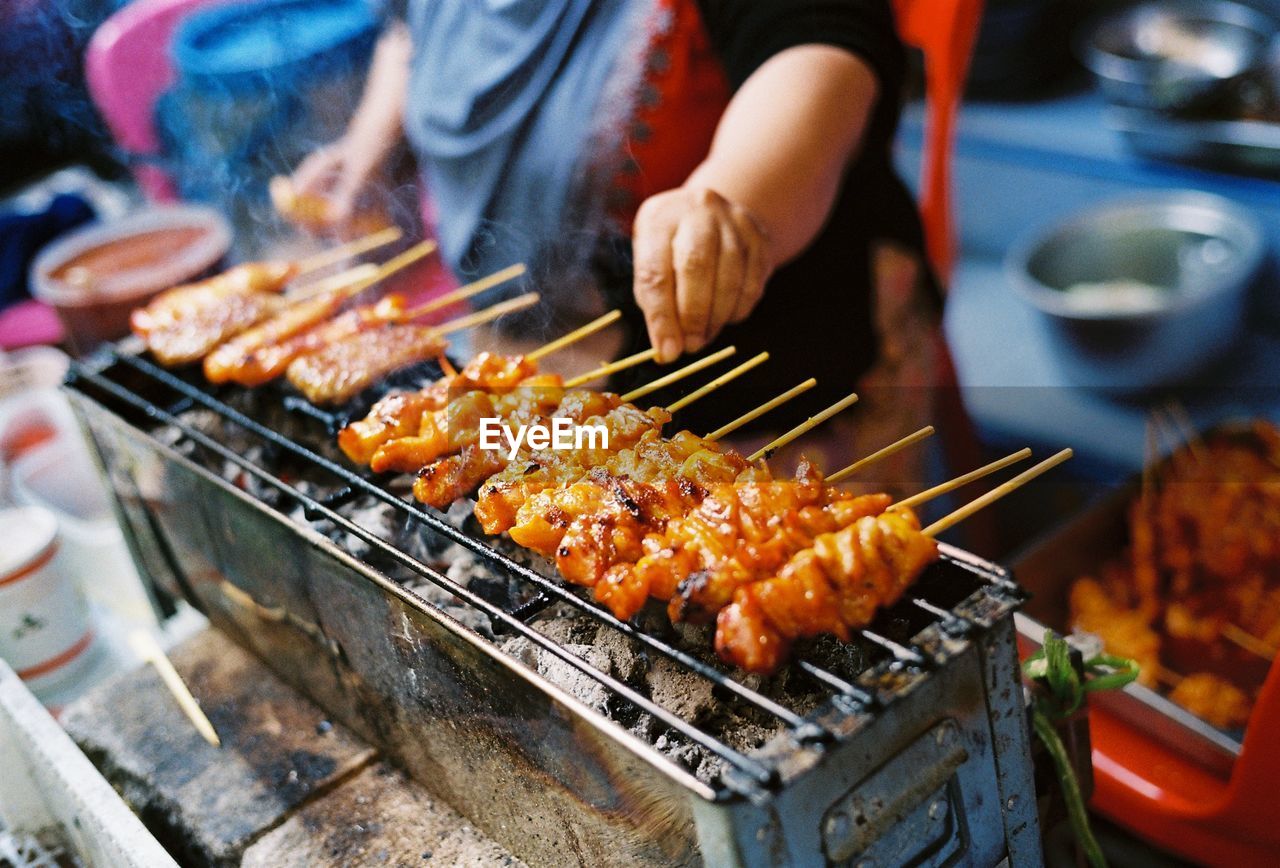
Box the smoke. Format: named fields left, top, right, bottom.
left=0, top=0, right=117, bottom=182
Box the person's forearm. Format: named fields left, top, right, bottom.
left=345, top=22, right=412, bottom=151
left=687, top=44, right=879, bottom=266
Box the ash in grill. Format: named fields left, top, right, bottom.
left=66, top=345, right=1044, bottom=867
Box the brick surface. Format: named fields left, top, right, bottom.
left=62, top=629, right=375, bottom=867
left=242, top=762, right=526, bottom=868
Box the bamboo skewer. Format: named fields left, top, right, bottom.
left=1155, top=666, right=1184, bottom=688
left=527, top=310, right=622, bottom=362
left=747, top=391, right=860, bottom=462
left=923, top=449, right=1074, bottom=537
left=705, top=379, right=817, bottom=442
left=892, top=448, right=1033, bottom=512
left=826, top=426, right=935, bottom=484
left=666, top=352, right=769, bottom=413
left=564, top=349, right=659, bottom=388
left=432, top=293, right=541, bottom=337
left=396, top=263, right=527, bottom=322
left=620, top=347, right=737, bottom=404
left=295, top=226, right=404, bottom=276
left=316, top=239, right=437, bottom=303
left=1221, top=623, right=1277, bottom=661
left=1164, top=400, right=1205, bottom=462
left=285, top=262, right=379, bottom=302
left=128, top=630, right=220, bottom=748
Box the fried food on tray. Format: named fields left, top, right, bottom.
left=1168, top=673, right=1253, bottom=730
left=1070, top=575, right=1161, bottom=688
left=285, top=323, right=449, bottom=405
left=716, top=509, right=939, bottom=673
left=130, top=261, right=298, bottom=338
left=1068, top=420, right=1280, bottom=729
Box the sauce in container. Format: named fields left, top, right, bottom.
left=47, top=226, right=211, bottom=285
left=31, top=205, right=232, bottom=355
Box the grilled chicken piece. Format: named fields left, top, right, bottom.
left=374, top=377, right=564, bottom=474
left=715, top=508, right=939, bottom=673
left=206, top=293, right=406, bottom=386
left=337, top=352, right=540, bottom=464
left=594, top=462, right=890, bottom=623
left=546, top=432, right=751, bottom=588
left=286, top=323, right=448, bottom=405
left=130, top=261, right=298, bottom=338
left=474, top=402, right=670, bottom=536
left=145, top=292, right=287, bottom=367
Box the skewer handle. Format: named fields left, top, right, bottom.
left=827, top=426, right=935, bottom=484
left=285, top=262, right=379, bottom=302
left=922, top=448, right=1073, bottom=537
left=128, top=630, right=221, bottom=748
left=620, top=346, right=737, bottom=404
left=527, top=310, right=622, bottom=362
left=398, top=263, right=527, bottom=322
left=747, top=390, right=860, bottom=462
left=564, top=349, right=658, bottom=388
left=892, top=447, right=1031, bottom=511
left=705, top=378, right=817, bottom=441
left=666, top=352, right=768, bottom=413
left=434, top=292, right=541, bottom=336
left=294, top=226, right=404, bottom=276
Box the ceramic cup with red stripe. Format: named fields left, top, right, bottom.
left=0, top=505, right=94, bottom=693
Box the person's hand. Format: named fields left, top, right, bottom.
left=287, top=134, right=390, bottom=231
left=632, top=187, right=773, bottom=363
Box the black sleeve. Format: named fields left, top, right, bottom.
left=695, top=0, right=906, bottom=99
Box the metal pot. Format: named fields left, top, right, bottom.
left=1079, top=0, right=1277, bottom=112
left=1006, top=191, right=1265, bottom=393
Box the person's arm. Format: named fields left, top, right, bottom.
left=289, top=22, right=412, bottom=227
left=633, top=44, right=878, bottom=362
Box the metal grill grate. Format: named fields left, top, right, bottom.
left=70, top=346, right=1019, bottom=793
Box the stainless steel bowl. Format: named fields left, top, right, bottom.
left=1080, top=0, right=1276, bottom=111
left=1007, top=192, right=1265, bottom=392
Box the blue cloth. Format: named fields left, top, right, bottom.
left=403, top=0, right=649, bottom=281
left=0, top=194, right=95, bottom=310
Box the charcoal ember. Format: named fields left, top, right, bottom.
left=647, top=657, right=716, bottom=724
left=501, top=638, right=614, bottom=713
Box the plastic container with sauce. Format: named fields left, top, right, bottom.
left=29, top=204, right=231, bottom=355
left=1, top=388, right=156, bottom=629
left=0, top=506, right=96, bottom=699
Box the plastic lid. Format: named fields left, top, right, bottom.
left=0, top=505, right=58, bottom=580
left=174, top=0, right=378, bottom=79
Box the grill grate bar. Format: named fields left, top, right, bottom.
left=111, top=351, right=817, bottom=732
left=860, top=628, right=929, bottom=666
left=795, top=661, right=878, bottom=708
left=75, top=362, right=779, bottom=787
left=911, top=597, right=974, bottom=636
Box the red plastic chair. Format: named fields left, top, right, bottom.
left=85, top=0, right=231, bottom=202
left=893, top=0, right=984, bottom=283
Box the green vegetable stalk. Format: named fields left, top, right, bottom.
left=1023, top=632, right=1139, bottom=868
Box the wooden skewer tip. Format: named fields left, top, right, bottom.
left=705, top=378, right=817, bottom=441
left=747, top=390, right=860, bottom=462
left=619, top=346, right=738, bottom=404
left=922, top=448, right=1073, bottom=537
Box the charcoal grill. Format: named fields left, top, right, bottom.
left=63, top=343, right=1042, bottom=867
